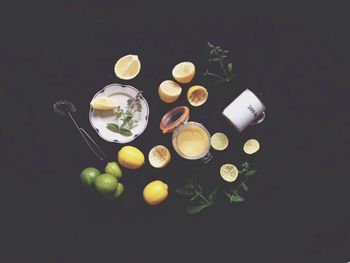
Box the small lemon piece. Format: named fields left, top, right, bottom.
left=148, top=145, right=171, bottom=168
left=143, top=180, right=168, bottom=205
left=211, top=132, right=229, bottom=151
left=220, top=164, right=239, bottom=182
left=90, top=97, right=118, bottom=110
left=158, top=80, right=182, bottom=103
left=187, top=85, right=208, bottom=106
left=117, top=146, right=145, bottom=169
left=114, top=54, right=141, bottom=80
left=243, top=139, right=260, bottom=154
left=172, top=62, right=195, bottom=83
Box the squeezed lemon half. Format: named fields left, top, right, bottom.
left=148, top=145, right=171, bottom=168
left=172, top=62, right=195, bottom=83
left=158, top=80, right=182, bottom=103
left=243, top=139, right=260, bottom=154
left=187, top=85, right=208, bottom=106
left=220, top=164, right=239, bottom=182
left=114, top=54, right=141, bottom=80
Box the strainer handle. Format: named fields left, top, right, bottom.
left=78, top=128, right=106, bottom=160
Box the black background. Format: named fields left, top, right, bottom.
left=2, top=2, right=349, bottom=262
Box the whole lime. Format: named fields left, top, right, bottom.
left=95, top=173, right=118, bottom=194
left=106, top=183, right=125, bottom=200
left=105, top=162, right=122, bottom=179
left=80, top=167, right=101, bottom=187
left=114, top=183, right=124, bottom=198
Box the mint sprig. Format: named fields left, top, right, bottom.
left=204, top=41, right=237, bottom=84
left=223, top=162, right=258, bottom=204
left=107, top=91, right=142, bottom=136
left=176, top=176, right=219, bottom=215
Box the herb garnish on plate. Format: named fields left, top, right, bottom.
left=107, top=91, right=142, bottom=137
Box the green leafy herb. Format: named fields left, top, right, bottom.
left=107, top=92, right=143, bottom=136
left=223, top=162, right=258, bottom=204
left=176, top=176, right=219, bottom=215
left=204, top=41, right=237, bottom=84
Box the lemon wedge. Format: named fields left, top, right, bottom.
left=211, top=132, right=229, bottom=151
left=114, top=54, right=141, bottom=80
left=148, top=145, right=171, bottom=168
left=220, top=164, right=239, bottom=182
left=172, top=62, right=195, bottom=83
left=90, top=97, right=118, bottom=110
left=187, top=85, right=208, bottom=106
left=243, top=139, right=260, bottom=154
left=158, top=80, right=182, bottom=103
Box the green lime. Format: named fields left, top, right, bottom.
left=220, top=164, right=239, bottom=182
left=243, top=139, right=260, bottom=154
left=80, top=167, right=101, bottom=187
left=114, top=183, right=124, bottom=198
left=105, top=162, right=123, bottom=179
left=95, top=173, right=118, bottom=194
left=106, top=183, right=125, bottom=200
left=211, top=132, right=229, bottom=151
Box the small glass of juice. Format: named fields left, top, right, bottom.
left=160, top=106, right=212, bottom=163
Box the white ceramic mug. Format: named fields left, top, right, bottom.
left=222, top=89, right=266, bottom=132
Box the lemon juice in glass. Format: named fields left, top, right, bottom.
left=160, top=106, right=212, bottom=163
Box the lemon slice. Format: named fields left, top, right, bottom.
left=211, top=132, right=229, bottom=151
left=220, top=164, right=239, bottom=182
left=114, top=54, right=141, bottom=80
left=90, top=97, right=118, bottom=110
left=172, top=62, right=195, bottom=83
left=243, top=139, right=260, bottom=154
left=148, top=145, right=171, bottom=168
left=187, top=85, right=208, bottom=106
left=158, top=80, right=182, bottom=103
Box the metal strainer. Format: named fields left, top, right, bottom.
left=53, top=99, right=105, bottom=160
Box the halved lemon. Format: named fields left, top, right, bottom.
left=114, top=54, right=141, bottom=80
left=172, top=62, right=195, bottom=83
left=220, top=164, right=239, bottom=182
left=187, top=85, right=208, bottom=106
left=90, top=97, right=118, bottom=110
left=211, top=132, right=229, bottom=151
left=243, top=139, right=260, bottom=154
left=158, top=80, right=182, bottom=103
left=148, top=145, right=171, bottom=168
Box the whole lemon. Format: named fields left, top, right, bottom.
left=118, top=146, right=145, bottom=169
left=143, top=180, right=168, bottom=205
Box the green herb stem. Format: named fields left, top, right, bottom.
left=213, top=49, right=228, bottom=80
left=205, top=71, right=226, bottom=81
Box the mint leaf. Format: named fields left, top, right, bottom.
left=207, top=41, right=214, bottom=48
left=242, top=182, right=248, bottom=191
left=176, top=187, right=194, bottom=196
left=231, top=194, right=244, bottom=202
left=118, top=128, right=132, bottom=136
left=208, top=185, right=219, bottom=202
left=227, top=62, right=233, bottom=72
left=241, top=162, right=250, bottom=169
left=107, top=123, right=119, bottom=132
left=246, top=170, right=257, bottom=176
left=186, top=204, right=209, bottom=214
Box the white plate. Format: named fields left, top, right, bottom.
left=89, top=83, right=149, bottom=144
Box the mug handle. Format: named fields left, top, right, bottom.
left=250, top=112, right=266, bottom=125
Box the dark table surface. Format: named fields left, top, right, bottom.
left=2, top=2, right=349, bottom=262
